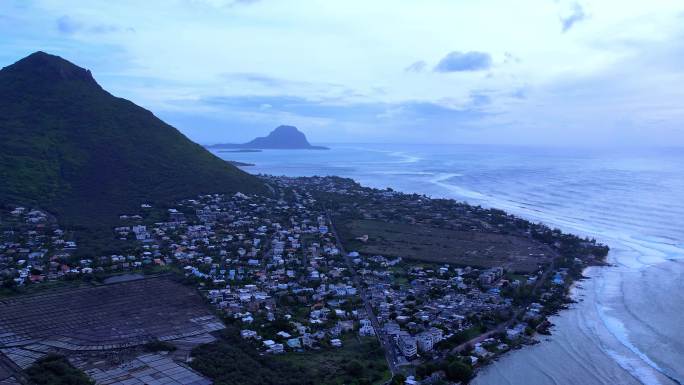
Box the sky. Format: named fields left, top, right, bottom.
left=1, top=0, right=684, bottom=146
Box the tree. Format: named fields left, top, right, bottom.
left=416, top=362, right=439, bottom=379
left=1, top=278, right=17, bottom=289
left=390, top=373, right=406, bottom=385
left=25, top=354, right=94, bottom=385
left=445, top=360, right=473, bottom=383
left=345, top=360, right=364, bottom=376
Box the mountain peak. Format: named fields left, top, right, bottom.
left=243, top=125, right=328, bottom=149
left=0, top=51, right=265, bottom=228
left=206, top=125, right=328, bottom=150
left=272, top=125, right=300, bottom=134
left=2, top=51, right=97, bottom=84
left=260, top=125, right=310, bottom=145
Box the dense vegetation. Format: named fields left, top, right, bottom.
left=435, top=325, right=486, bottom=350
left=143, top=340, right=177, bottom=352
left=415, top=355, right=474, bottom=384
left=0, top=52, right=266, bottom=228
left=190, top=326, right=390, bottom=385
left=25, top=354, right=94, bottom=385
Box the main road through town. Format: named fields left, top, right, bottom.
left=326, top=212, right=400, bottom=375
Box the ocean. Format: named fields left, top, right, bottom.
left=212, top=144, right=684, bottom=385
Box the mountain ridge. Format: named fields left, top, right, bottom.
left=0, top=51, right=266, bottom=227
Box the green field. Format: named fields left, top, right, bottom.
left=275, top=336, right=391, bottom=385
left=26, top=354, right=94, bottom=385
left=338, top=219, right=554, bottom=272
left=191, top=328, right=390, bottom=385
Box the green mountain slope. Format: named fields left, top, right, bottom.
left=0, top=51, right=266, bottom=227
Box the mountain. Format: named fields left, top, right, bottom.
left=207, top=125, right=329, bottom=150
left=0, top=51, right=266, bottom=227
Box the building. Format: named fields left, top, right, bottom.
left=384, top=321, right=401, bottom=337
left=287, top=338, right=301, bottom=349
left=506, top=323, right=527, bottom=340
left=429, top=327, right=444, bottom=343
left=417, top=333, right=434, bottom=352
left=478, top=267, right=503, bottom=286
left=398, top=333, right=417, bottom=358
left=241, top=329, right=258, bottom=339
left=359, top=324, right=375, bottom=337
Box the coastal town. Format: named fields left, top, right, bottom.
left=0, top=176, right=608, bottom=384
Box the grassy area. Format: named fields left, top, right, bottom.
left=191, top=328, right=390, bottom=385
left=275, top=335, right=391, bottom=385
left=454, top=326, right=484, bottom=342
left=505, top=272, right=528, bottom=284
left=436, top=325, right=486, bottom=350
left=25, top=354, right=94, bottom=385
left=143, top=340, right=177, bottom=352
left=338, top=219, right=552, bottom=272
left=390, top=266, right=409, bottom=285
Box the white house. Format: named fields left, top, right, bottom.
left=398, top=333, right=417, bottom=358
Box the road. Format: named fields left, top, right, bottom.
left=326, top=212, right=400, bottom=375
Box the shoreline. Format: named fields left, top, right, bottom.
left=213, top=145, right=684, bottom=385
left=445, top=261, right=608, bottom=383
left=470, top=265, right=599, bottom=374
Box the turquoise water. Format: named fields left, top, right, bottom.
left=214, top=144, right=684, bottom=385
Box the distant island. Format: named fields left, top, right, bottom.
left=219, top=149, right=262, bottom=153
left=206, top=125, right=329, bottom=150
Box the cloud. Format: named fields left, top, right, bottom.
left=223, top=72, right=288, bottom=87
left=434, top=51, right=492, bottom=72
left=511, top=88, right=527, bottom=99
left=376, top=106, right=406, bottom=119
left=560, top=2, right=586, bottom=32
left=56, top=15, right=123, bottom=34
left=405, top=60, right=427, bottom=72
left=185, top=0, right=261, bottom=8
left=469, top=92, right=491, bottom=106
left=503, top=52, right=521, bottom=64
left=9, top=0, right=682, bottom=147
left=0, top=14, right=13, bottom=22
left=157, top=93, right=492, bottom=144
left=219, top=72, right=361, bottom=102
left=90, top=24, right=121, bottom=34
left=56, top=15, right=82, bottom=34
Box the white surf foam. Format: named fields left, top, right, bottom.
left=428, top=168, right=683, bottom=385
left=597, top=305, right=668, bottom=385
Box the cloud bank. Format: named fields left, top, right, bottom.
left=1, top=0, right=683, bottom=147
left=560, top=2, right=586, bottom=32
left=434, top=51, right=492, bottom=72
